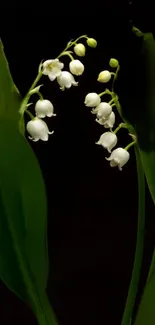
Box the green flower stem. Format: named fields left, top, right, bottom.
left=25, top=110, right=35, bottom=120
left=58, top=51, right=74, bottom=61
left=19, top=70, right=43, bottom=116
left=57, top=35, right=87, bottom=55
left=70, top=35, right=88, bottom=44
left=98, top=89, right=113, bottom=97
left=113, top=123, right=127, bottom=134
left=37, top=92, right=44, bottom=100
left=109, top=98, right=115, bottom=105
left=125, top=140, right=137, bottom=151
left=75, top=35, right=88, bottom=41
left=112, top=64, right=120, bottom=91
left=121, top=146, right=145, bottom=325
left=111, top=72, right=116, bottom=76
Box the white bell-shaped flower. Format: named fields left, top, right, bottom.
left=26, top=117, right=54, bottom=142
left=96, top=111, right=115, bottom=129
left=97, top=70, right=111, bottom=83
left=57, top=71, right=78, bottom=90
left=42, top=59, right=64, bottom=81
left=92, top=102, right=112, bottom=119
left=96, top=132, right=117, bottom=153
left=74, top=43, right=86, bottom=57
left=69, top=60, right=84, bottom=76
left=84, top=93, right=101, bottom=107
left=103, top=111, right=115, bottom=128
left=106, top=148, right=130, bottom=171
left=35, top=99, right=56, bottom=118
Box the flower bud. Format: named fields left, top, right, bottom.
left=109, top=58, right=119, bottom=68
left=96, top=132, right=117, bottom=153
left=57, top=71, right=78, bottom=90
left=74, top=43, right=86, bottom=57
left=69, top=60, right=84, bottom=76
left=97, top=70, right=111, bottom=83
left=84, top=93, right=101, bottom=107
left=86, top=38, right=97, bottom=48
left=106, top=148, right=130, bottom=171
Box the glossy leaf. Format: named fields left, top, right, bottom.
left=133, top=31, right=155, bottom=324
left=116, top=29, right=155, bottom=325
left=0, top=39, right=21, bottom=120
left=0, top=40, right=57, bottom=324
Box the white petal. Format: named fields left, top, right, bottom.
left=28, top=135, right=39, bottom=142
left=96, top=132, right=117, bottom=152
left=41, top=134, right=49, bottom=141
left=48, top=68, right=62, bottom=81
left=71, top=80, right=78, bottom=87
left=110, top=159, right=119, bottom=167
left=36, top=113, right=46, bottom=118
left=105, top=154, right=113, bottom=161
left=46, top=112, right=53, bottom=117
left=56, top=61, right=64, bottom=70
left=42, top=60, right=54, bottom=74
left=103, top=111, right=115, bottom=129
left=42, top=59, right=64, bottom=79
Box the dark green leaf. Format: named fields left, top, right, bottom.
left=0, top=40, right=58, bottom=324
left=116, top=29, right=155, bottom=325
left=0, top=118, right=58, bottom=324
left=0, top=39, right=22, bottom=121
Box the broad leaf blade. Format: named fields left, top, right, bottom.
left=135, top=32, right=155, bottom=205
left=0, top=40, right=57, bottom=324
left=117, top=30, right=155, bottom=202
left=0, top=39, right=21, bottom=119
left=0, top=117, right=50, bottom=305
left=0, top=118, right=48, bottom=294
left=117, top=30, right=155, bottom=325
left=133, top=269, right=155, bottom=325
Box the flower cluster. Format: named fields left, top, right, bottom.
left=19, top=35, right=97, bottom=142
left=84, top=58, right=136, bottom=171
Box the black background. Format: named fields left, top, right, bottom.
left=0, top=1, right=155, bottom=324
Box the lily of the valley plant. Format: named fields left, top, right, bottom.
left=18, top=33, right=140, bottom=325
left=16, top=34, right=143, bottom=325
left=1, top=27, right=155, bottom=325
